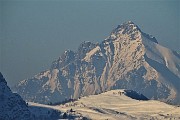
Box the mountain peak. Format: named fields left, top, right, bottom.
left=108, top=21, right=158, bottom=44
left=15, top=21, right=180, bottom=105
left=108, top=21, right=142, bottom=41
left=123, top=21, right=137, bottom=26
left=127, top=20, right=134, bottom=24
left=116, top=21, right=141, bottom=34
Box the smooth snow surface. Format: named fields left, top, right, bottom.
left=30, top=90, right=180, bottom=120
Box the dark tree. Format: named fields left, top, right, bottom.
left=62, top=112, right=67, bottom=119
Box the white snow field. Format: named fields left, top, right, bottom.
left=29, top=89, right=180, bottom=120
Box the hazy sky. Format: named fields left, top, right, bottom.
left=0, top=0, right=180, bottom=87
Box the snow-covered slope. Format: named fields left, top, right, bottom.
left=30, top=89, right=180, bottom=120
left=29, top=102, right=89, bottom=120
left=0, top=72, right=84, bottom=120
left=0, top=72, right=33, bottom=120
left=14, top=21, right=180, bottom=104
left=59, top=89, right=180, bottom=120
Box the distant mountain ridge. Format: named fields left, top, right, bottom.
left=14, top=21, right=180, bottom=104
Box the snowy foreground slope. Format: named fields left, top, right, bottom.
left=0, top=72, right=84, bottom=120
left=30, top=90, right=180, bottom=120
left=0, top=73, right=32, bottom=120
left=14, top=21, right=180, bottom=104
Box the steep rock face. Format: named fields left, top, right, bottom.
left=0, top=73, right=33, bottom=120
left=14, top=21, right=180, bottom=104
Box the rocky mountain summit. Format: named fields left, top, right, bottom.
left=14, top=21, right=180, bottom=104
